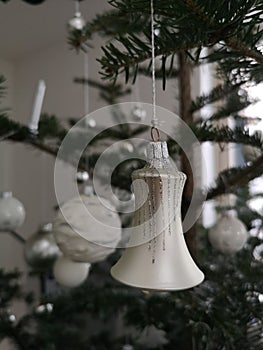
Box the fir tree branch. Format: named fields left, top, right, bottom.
left=190, top=82, right=244, bottom=113
left=207, top=154, right=263, bottom=200
left=185, top=0, right=263, bottom=64
left=73, top=78, right=131, bottom=104
left=225, top=37, right=263, bottom=64
left=193, top=123, right=263, bottom=148
left=94, top=0, right=263, bottom=83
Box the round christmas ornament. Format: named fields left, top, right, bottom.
left=53, top=186, right=122, bottom=263
left=68, top=0, right=86, bottom=30
left=131, top=104, right=146, bottom=121
left=0, top=192, right=25, bottom=230
left=35, top=303, right=53, bottom=314
left=53, top=255, right=91, bottom=288
left=24, top=223, right=61, bottom=269
left=208, top=212, right=248, bottom=254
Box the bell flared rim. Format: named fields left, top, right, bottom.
left=110, top=266, right=205, bottom=291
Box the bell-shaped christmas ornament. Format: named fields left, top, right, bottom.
left=111, top=141, right=204, bottom=291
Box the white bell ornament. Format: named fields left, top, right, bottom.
left=111, top=141, right=204, bottom=291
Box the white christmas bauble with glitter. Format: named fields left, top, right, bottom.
left=53, top=190, right=122, bottom=263
left=0, top=192, right=25, bottom=230
left=208, top=213, right=248, bottom=254
left=53, top=255, right=90, bottom=287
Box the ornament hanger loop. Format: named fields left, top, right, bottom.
left=151, top=126, right=160, bottom=142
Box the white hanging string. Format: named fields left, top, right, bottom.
left=83, top=53, right=90, bottom=177
left=150, top=0, right=158, bottom=130
left=83, top=53, right=89, bottom=116
left=75, top=0, right=80, bottom=14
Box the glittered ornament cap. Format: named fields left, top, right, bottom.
left=146, top=141, right=169, bottom=160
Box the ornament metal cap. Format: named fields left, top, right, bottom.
left=146, top=141, right=169, bottom=159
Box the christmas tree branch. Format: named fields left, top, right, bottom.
left=185, top=0, right=263, bottom=62
left=193, top=123, right=263, bottom=148
left=207, top=154, right=263, bottom=200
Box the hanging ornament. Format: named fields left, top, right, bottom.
left=68, top=0, right=86, bottom=30
left=131, top=104, right=146, bottom=121
left=208, top=212, right=248, bottom=254
left=53, top=255, right=91, bottom=288
left=76, top=171, right=89, bottom=183
left=111, top=141, right=204, bottom=291
left=120, top=141, right=134, bottom=154
left=253, top=243, right=263, bottom=261
left=35, top=303, right=53, bottom=314
left=137, top=325, right=168, bottom=347
left=86, top=118, right=96, bottom=128
left=111, top=0, right=204, bottom=291
left=53, top=186, right=122, bottom=263
left=122, top=345, right=134, bottom=350
left=24, top=223, right=61, bottom=269
left=0, top=191, right=25, bottom=231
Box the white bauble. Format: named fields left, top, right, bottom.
left=53, top=192, right=122, bottom=263
left=208, top=213, right=248, bottom=254
left=24, top=223, right=61, bottom=269
left=137, top=325, right=168, bottom=347
left=131, top=105, right=146, bottom=121
left=0, top=192, right=25, bottom=230
left=53, top=256, right=90, bottom=288
left=68, top=12, right=86, bottom=30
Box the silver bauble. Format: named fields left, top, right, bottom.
left=0, top=192, right=25, bottom=231
left=25, top=223, right=61, bottom=269
left=53, top=191, right=122, bottom=263
left=35, top=303, right=53, bottom=314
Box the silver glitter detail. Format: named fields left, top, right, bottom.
left=146, top=141, right=169, bottom=160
